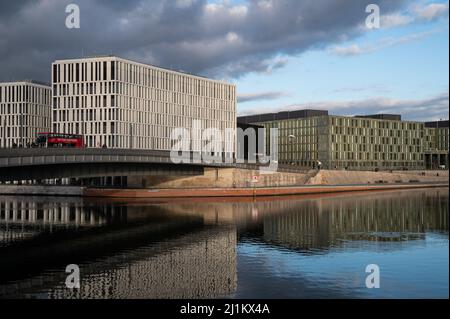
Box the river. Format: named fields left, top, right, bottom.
left=0, top=187, right=448, bottom=299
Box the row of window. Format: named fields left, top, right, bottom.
left=0, top=114, right=50, bottom=128
left=262, top=117, right=424, bottom=131
left=0, top=85, right=51, bottom=105
left=332, top=152, right=422, bottom=161
left=0, top=103, right=51, bottom=117
left=53, top=61, right=114, bottom=83
left=332, top=127, right=423, bottom=138
left=53, top=95, right=234, bottom=120
left=264, top=117, right=424, bottom=131
left=330, top=161, right=425, bottom=168
left=53, top=59, right=236, bottom=101
left=331, top=117, right=423, bottom=130
left=54, top=80, right=235, bottom=104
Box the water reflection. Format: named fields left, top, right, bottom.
left=0, top=188, right=448, bottom=299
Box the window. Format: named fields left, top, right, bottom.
left=76, top=63, right=80, bottom=82
left=111, top=61, right=115, bottom=80
left=103, top=62, right=107, bottom=81
left=53, top=65, right=58, bottom=83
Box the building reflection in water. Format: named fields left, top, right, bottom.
left=0, top=198, right=127, bottom=248
left=257, top=189, right=448, bottom=251
left=0, top=187, right=447, bottom=299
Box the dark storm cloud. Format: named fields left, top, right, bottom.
left=0, top=0, right=34, bottom=18
left=0, top=0, right=408, bottom=82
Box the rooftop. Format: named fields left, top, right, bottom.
left=0, top=80, right=51, bottom=87
left=425, top=120, right=449, bottom=128
left=355, top=114, right=402, bottom=121
left=238, top=110, right=329, bottom=124
left=238, top=109, right=443, bottom=124
left=53, top=55, right=234, bottom=86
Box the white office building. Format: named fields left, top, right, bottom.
left=0, top=81, right=51, bottom=148
left=51, top=56, right=237, bottom=155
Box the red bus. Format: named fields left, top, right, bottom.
left=36, top=133, right=85, bottom=148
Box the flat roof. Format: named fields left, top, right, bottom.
left=238, top=110, right=329, bottom=123
left=425, top=120, right=449, bottom=128
left=0, top=80, right=51, bottom=88
left=355, top=114, right=402, bottom=121
left=238, top=109, right=433, bottom=124
left=53, top=55, right=235, bottom=87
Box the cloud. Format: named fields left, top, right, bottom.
left=379, top=2, right=449, bottom=29
left=333, top=85, right=392, bottom=94
left=381, top=14, right=414, bottom=28
left=238, top=91, right=449, bottom=122
left=0, top=0, right=408, bottom=82
left=238, top=91, right=288, bottom=103
left=414, top=3, right=449, bottom=21
left=331, top=28, right=443, bottom=56
left=0, top=0, right=34, bottom=18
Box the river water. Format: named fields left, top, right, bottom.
left=0, top=187, right=448, bottom=299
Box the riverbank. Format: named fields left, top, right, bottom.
left=307, top=169, right=448, bottom=185
left=84, top=182, right=448, bottom=198
left=2, top=182, right=447, bottom=199
left=1, top=169, right=447, bottom=198
left=125, top=168, right=448, bottom=189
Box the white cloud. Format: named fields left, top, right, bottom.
left=378, top=2, right=449, bottom=29
left=238, top=91, right=288, bottom=103
left=257, top=0, right=273, bottom=11
left=381, top=14, right=414, bottom=28
left=333, top=85, right=392, bottom=94
left=226, top=32, right=240, bottom=43
left=229, top=5, right=248, bottom=18
left=332, top=44, right=364, bottom=56
left=414, top=3, right=449, bottom=21
left=331, top=28, right=443, bottom=56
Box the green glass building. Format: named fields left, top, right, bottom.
left=238, top=110, right=449, bottom=170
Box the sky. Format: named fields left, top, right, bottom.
left=0, top=0, right=448, bottom=121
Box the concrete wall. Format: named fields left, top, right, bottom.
left=307, top=170, right=449, bottom=185
left=128, top=168, right=312, bottom=189
left=0, top=185, right=84, bottom=196
left=129, top=167, right=449, bottom=189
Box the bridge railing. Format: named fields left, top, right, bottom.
left=0, top=148, right=314, bottom=173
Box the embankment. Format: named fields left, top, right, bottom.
left=84, top=183, right=447, bottom=199
left=1, top=169, right=447, bottom=198
left=0, top=185, right=84, bottom=196
left=307, top=169, right=448, bottom=185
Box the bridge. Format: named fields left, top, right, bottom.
left=0, top=148, right=240, bottom=182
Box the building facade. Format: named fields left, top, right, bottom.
left=0, top=81, right=51, bottom=148
left=51, top=56, right=237, bottom=155
left=239, top=110, right=449, bottom=170
left=424, top=121, right=449, bottom=169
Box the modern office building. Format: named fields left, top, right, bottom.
left=51, top=56, right=237, bottom=155
left=424, top=120, right=449, bottom=169
left=0, top=81, right=52, bottom=148
left=238, top=110, right=449, bottom=170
